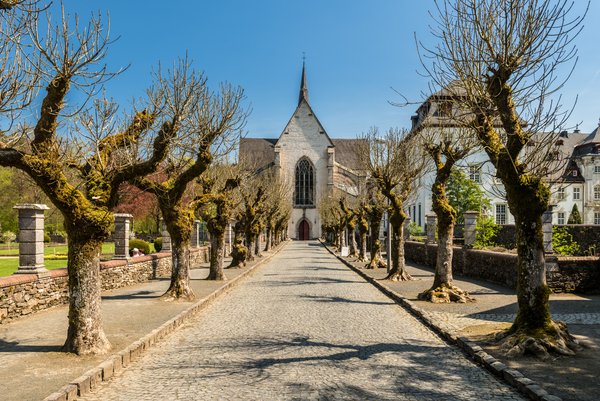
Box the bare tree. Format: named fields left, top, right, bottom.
left=421, top=0, right=586, bottom=356
left=0, top=5, right=179, bottom=354
left=132, top=60, right=247, bottom=301
left=362, top=187, right=387, bottom=269
left=358, top=128, right=427, bottom=280
left=196, top=164, right=243, bottom=281
left=416, top=123, right=475, bottom=302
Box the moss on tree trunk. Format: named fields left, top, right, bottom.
left=62, top=233, right=110, bottom=355
left=419, top=178, right=472, bottom=303
left=384, top=208, right=412, bottom=281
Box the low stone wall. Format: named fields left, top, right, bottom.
left=404, top=241, right=600, bottom=293
left=0, top=247, right=209, bottom=324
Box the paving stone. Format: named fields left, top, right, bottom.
left=79, top=241, right=524, bottom=401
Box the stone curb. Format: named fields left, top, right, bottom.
left=320, top=241, right=562, bottom=401
left=42, top=241, right=288, bottom=401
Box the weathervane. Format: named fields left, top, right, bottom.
left=302, top=52, right=306, bottom=63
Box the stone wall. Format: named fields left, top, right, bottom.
left=492, top=224, right=600, bottom=255
left=0, top=247, right=209, bottom=324
left=404, top=241, right=600, bottom=293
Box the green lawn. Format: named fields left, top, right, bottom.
left=0, top=242, right=115, bottom=256
left=0, top=242, right=117, bottom=277
left=0, top=258, right=68, bottom=277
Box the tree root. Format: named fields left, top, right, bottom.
left=418, top=284, right=474, bottom=303
left=161, top=286, right=195, bottom=302
left=206, top=271, right=227, bottom=281
left=384, top=269, right=412, bottom=282
left=497, top=320, right=581, bottom=360
left=365, top=259, right=387, bottom=269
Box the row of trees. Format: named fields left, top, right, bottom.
left=321, top=0, right=586, bottom=359
left=0, top=2, right=291, bottom=356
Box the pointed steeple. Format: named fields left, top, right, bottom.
left=298, top=60, right=309, bottom=106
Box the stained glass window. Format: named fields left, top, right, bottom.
left=295, top=159, right=314, bottom=206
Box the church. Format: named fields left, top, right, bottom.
left=239, top=63, right=363, bottom=240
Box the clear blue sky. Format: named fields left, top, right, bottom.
left=63, top=0, right=599, bottom=138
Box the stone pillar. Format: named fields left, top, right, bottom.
left=463, top=211, right=479, bottom=248
left=161, top=219, right=172, bottom=252
left=425, top=213, right=437, bottom=244
left=403, top=216, right=411, bottom=240
left=14, top=204, right=49, bottom=276
left=113, top=213, right=133, bottom=259
left=191, top=220, right=201, bottom=248
left=543, top=207, right=554, bottom=254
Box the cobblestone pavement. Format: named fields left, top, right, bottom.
left=80, top=241, right=524, bottom=401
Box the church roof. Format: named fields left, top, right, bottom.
left=238, top=138, right=277, bottom=169
left=298, top=61, right=309, bottom=106
left=332, top=139, right=364, bottom=171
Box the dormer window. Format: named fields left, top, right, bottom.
left=573, top=170, right=578, bottom=177
left=436, top=100, right=452, bottom=117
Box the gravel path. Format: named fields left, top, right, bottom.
left=80, top=241, right=524, bottom=401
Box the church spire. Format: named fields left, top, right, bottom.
left=298, top=57, right=309, bottom=106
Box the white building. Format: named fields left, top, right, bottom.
left=239, top=64, right=363, bottom=239
left=408, top=87, right=600, bottom=226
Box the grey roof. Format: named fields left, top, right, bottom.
left=332, top=139, right=364, bottom=171
left=239, top=138, right=277, bottom=169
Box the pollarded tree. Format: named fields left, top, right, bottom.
left=362, top=187, right=387, bottom=269
left=421, top=0, right=586, bottom=356
left=132, top=61, right=248, bottom=301
left=263, top=175, right=291, bottom=252
left=416, top=126, right=475, bottom=303
left=339, top=195, right=359, bottom=258
left=0, top=5, right=178, bottom=354
left=358, top=128, right=427, bottom=280
left=196, top=164, right=243, bottom=281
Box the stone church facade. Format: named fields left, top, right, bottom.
left=239, top=64, right=363, bottom=240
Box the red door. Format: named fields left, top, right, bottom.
left=298, top=220, right=310, bottom=240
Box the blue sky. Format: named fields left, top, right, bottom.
left=63, top=1, right=599, bottom=138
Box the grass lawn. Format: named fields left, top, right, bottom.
left=0, top=242, right=117, bottom=277
left=0, top=258, right=68, bottom=277
left=0, top=242, right=115, bottom=256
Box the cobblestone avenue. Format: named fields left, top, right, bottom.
left=81, top=241, right=524, bottom=401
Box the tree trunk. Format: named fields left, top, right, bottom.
left=366, top=217, right=384, bottom=269
left=418, top=180, right=472, bottom=303
left=62, top=235, right=110, bottom=355
left=255, top=232, right=262, bottom=257
left=384, top=214, right=412, bottom=281
left=348, top=224, right=358, bottom=257
left=162, top=240, right=195, bottom=301
left=246, top=233, right=255, bottom=261
left=495, top=176, right=578, bottom=357
left=228, top=238, right=247, bottom=268
left=207, top=230, right=226, bottom=280
left=358, top=229, right=367, bottom=262
left=264, top=226, right=272, bottom=252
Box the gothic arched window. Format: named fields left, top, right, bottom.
left=295, top=158, right=314, bottom=206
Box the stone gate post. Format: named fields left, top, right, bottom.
left=403, top=216, right=411, bottom=240
left=425, top=214, right=437, bottom=244
left=161, top=219, right=172, bottom=252
left=463, top=211, right=479, bottom=248
left=113, top=213, right=133, bottom=259
left=14, top=204, right=50, bottom=276
left=542, top=207, right=554, bottom=254
left=191, top=220, right=201, bottom=248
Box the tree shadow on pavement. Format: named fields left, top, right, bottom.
left=299, top=294, right=392, bottom=306
left=164, top=334, right=515, bottom=400
left=102, top=290, right=160, bottom=301
left=0, top=338, right=61, bottom=353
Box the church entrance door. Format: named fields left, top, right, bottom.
left=298, top=220, right=310, bottom=240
